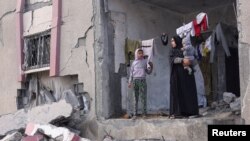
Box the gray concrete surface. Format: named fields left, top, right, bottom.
left=237, top=0, right=250, bottom=124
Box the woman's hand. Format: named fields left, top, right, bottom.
left=183, top=58, right=191, bottom=66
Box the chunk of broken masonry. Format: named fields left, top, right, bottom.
left=25, top=123, right=90, bottom=141
left=21, top=133, right=45, bottom=141
left=223, top=92, right=236, bottom=104
left=0, top=132, right=22, bottom=141
left=0, top=100, right=72, bottom=136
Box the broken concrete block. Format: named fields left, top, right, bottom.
left=27, top=100, right=73, bottom=124
left=0, top=100, right=72, bottom=136
left=25, top=123, right=36, bottom=136
left=103, top=136, right=113, bottom=141
left=223, top=92, right=236, bottom=104
left=25, top=123, right=90, bottom=141
left=0, top=109, right=27, bottom=136
left=21, top=134, right=45, bottom=141
left=210, top=101, right=218, bottom=109
left=80, top=138, right=91, bottom=141
left=62, top=90, right=80, bottom=109
left=230, top=97, right=241, bottom=112
left=0, top=132, right=22, bottom=141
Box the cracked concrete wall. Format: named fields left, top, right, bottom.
left=107, top=0, right=183, bottom=114
left=23, top=5, right=52, bottom=36
left=0, top=0, right=22, bottom=115
left=0, top=0, right=96, bottom=118
left=92, top=0, right=112, bottom=120
left=59, top=0, right=96, bottom=119
left=237, top=0, right=250, bottom=124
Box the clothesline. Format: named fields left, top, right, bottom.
left=183, top=3, right=236, bottom=23
left=182, top=3, right=236, bottom=28
left=135, top=33, right=168, bottom=41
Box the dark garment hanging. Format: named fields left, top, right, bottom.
left=196, top=45, right=202, bottom=61
left=161, top=33, right=168, bottom=46
left=169, top=36, right=199, bottom=117
left=210, top=22, right=237, bottom=63
left=124, top=38, right=141, bottom=67
left=190, top=34, right=205, bottom=47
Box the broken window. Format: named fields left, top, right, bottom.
left=23, top=31, right=51, bottom=71
left=16, top=89, right=28, bottom=109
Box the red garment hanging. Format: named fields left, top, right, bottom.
left=193, top=16, right=208, bottom=36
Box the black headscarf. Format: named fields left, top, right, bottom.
left=172, top=35, right=183, bottom=49
left=169, top=35, right=183, bottom=66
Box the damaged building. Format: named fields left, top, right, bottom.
left=0, top=0, right=250, bottom=140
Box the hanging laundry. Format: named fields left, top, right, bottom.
left=192, top=12, right=209, bottom=37
left=199, top=42, right=208, bottom=57
left=194, top=64, right=207, bottom=108
left=198, top=43, right=204, bottom=57
left=210, top=23, right=232, bottom=63
left=190, top=34, right=205, bottom=47
left=197, top=36, right=212, bottom=57
left=176, top=22, right=193, bottom=38
left=196, top=44, right=202, bottom=61
left=161, top=33, right=168, bottom=46
left=141, top=38, right=154, bottom=69
left=205, top=36, right=212, bottom=51
left=124, top=38, right=141, bottom=67
left=176, top=12, right=209, bottom=37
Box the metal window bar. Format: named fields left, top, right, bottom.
left=23, top=31, right=51, bottom=71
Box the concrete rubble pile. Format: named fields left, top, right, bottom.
left=200, top=92, right=241, bottom=116
left=0, top=100, right=91, bottom=141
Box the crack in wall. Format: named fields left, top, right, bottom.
left=0, top=22, right=3, bottom=47
left=0, top=9, right=16, bottom=21
left=85, top=50, right=89, bottom=68
left=74, top=25, right=94, bottom=68
left=0, top=9, right=16, bottom=47
left=59, top=49, right=73, bottom=73
left=60, top=15, right=94, bottom=73
left=27, top=11, right=34, bottom=32
left=74, top=25, right=94, bottom=48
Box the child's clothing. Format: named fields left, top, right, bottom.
left=182, top=35, right=196, bottom=75
left=133, top=79, right=147, bottom=116
left=128, top=49, right=152, bottom=116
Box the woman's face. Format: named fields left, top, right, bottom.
left=171, top=38, right=176, bottom=48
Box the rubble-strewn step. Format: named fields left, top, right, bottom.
left=96, top=113, right=242, bottom=141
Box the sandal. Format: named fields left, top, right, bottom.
left=169, top=115, right=175, bottom=119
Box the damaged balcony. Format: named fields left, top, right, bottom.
left=22, top=31, right=51, bottom=74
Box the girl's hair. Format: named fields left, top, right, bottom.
left=137, top=49, right=143, bottom=52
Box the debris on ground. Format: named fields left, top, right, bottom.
left=199, top=92, right=241, bottom=117
left=0, top=99, right=90, bottom=141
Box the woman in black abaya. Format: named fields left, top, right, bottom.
left=169, top=35, right=199, bottom=118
